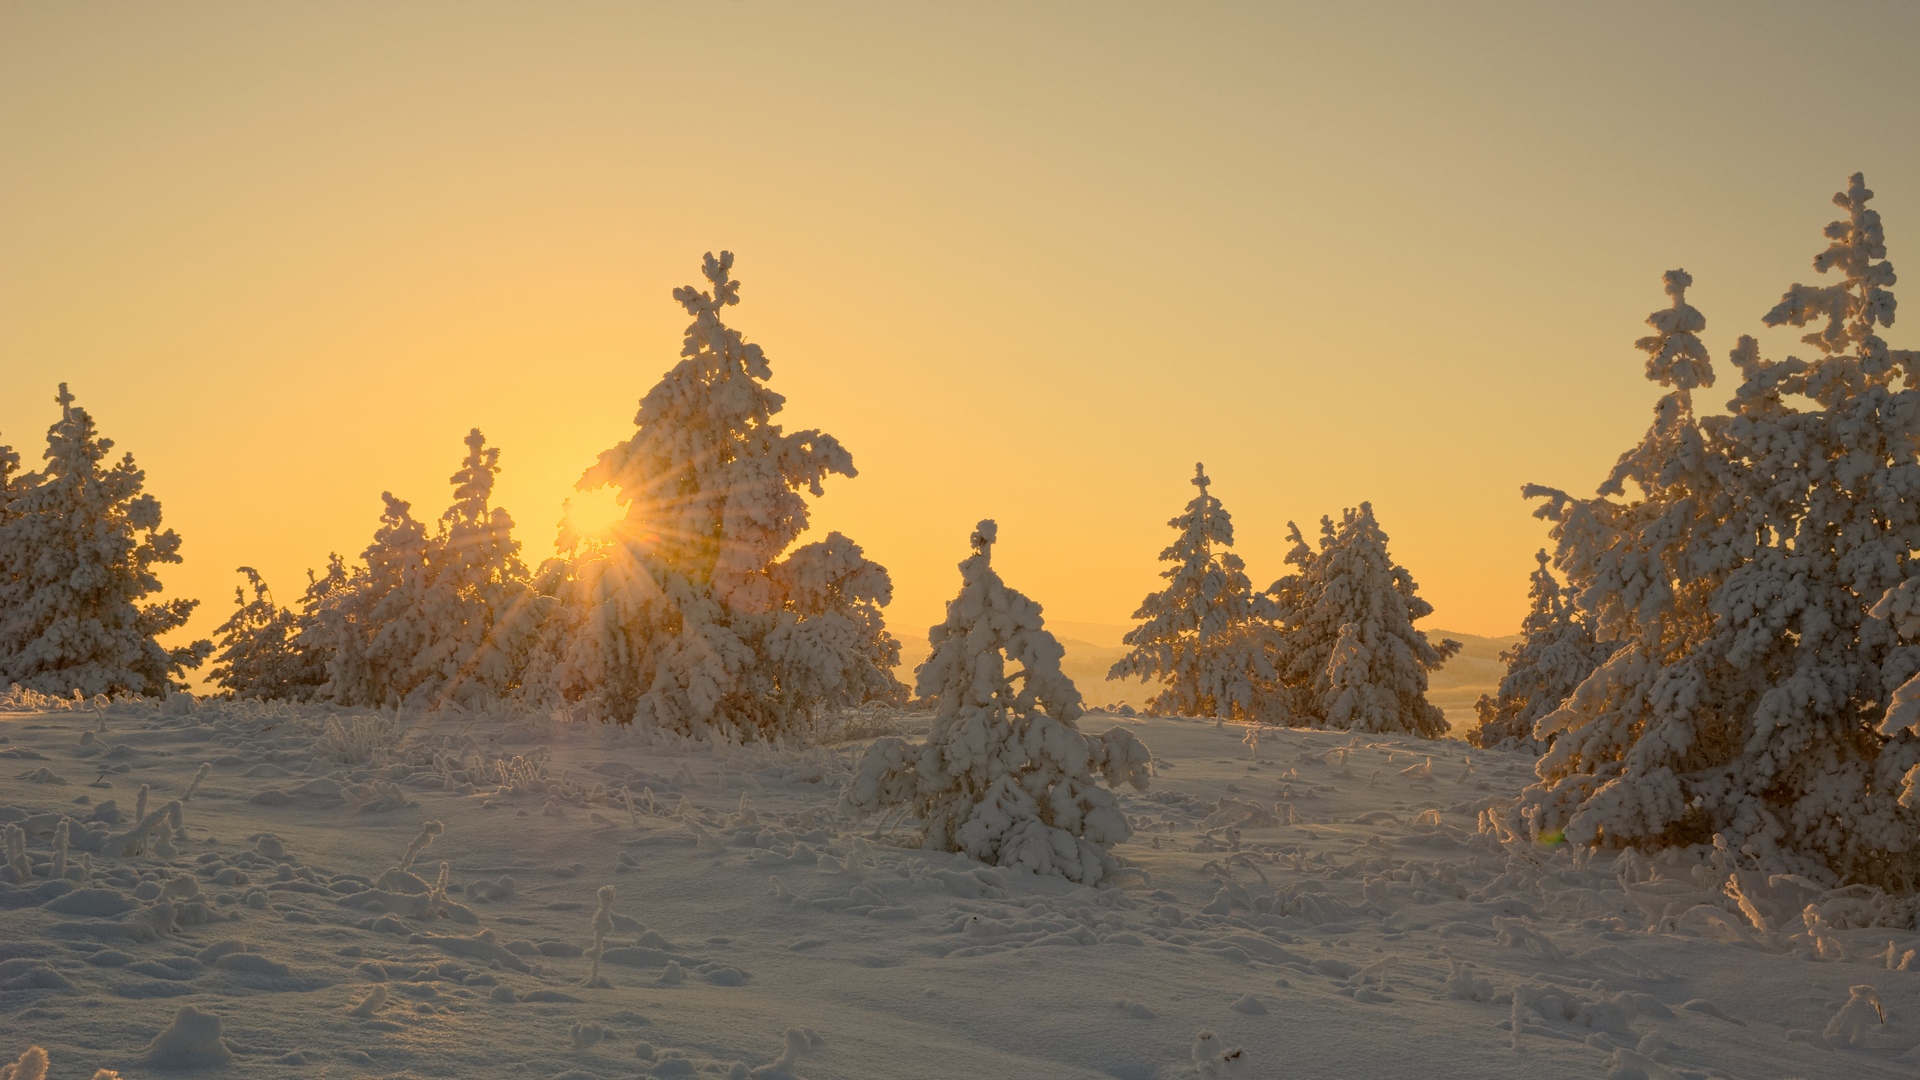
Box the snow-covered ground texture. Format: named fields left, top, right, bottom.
left=3, top=698, right=1917, bottom=1080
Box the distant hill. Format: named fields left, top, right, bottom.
left=1424, top=629, right=1521, bottom=736
left=895, top=623, right=1518, bottom=728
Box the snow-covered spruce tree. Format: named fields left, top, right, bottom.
left=292, top=552, right=355, bottom=700
left=1267, top=503, right=1459, bottom=737
left=305, top=430, right=535, bottom=708
left=407, top=429, right=536, bottom=702
left=0, top=385, right=209, bottom=696
left=1468, top=550, right=1614, bottom=752
left=305, top=492, right=432, bottom=706
left=1109, top=463, right=1280, bottom=722
left=1520, top=174, right=1920, bottom=888
left=207, top=568, right=327, bottom=700
left=845, top=521, right=1153, bottom=884
left=538, top=252, right=905, bottom=735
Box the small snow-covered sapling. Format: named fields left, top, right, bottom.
left=3, top=823, right=29, bottom=882
left=1242, top=727, right=1261, bottom=760
left=181, top=763, right=212, bottom=802
left=1824, top=984, right=1885, bottom=1047
left=113, top=800, right=184, bottom=858
left=50, top=819, right=69, bottom=880
left=583, top=884, right=615, bottom=988
left=134, top=783, right=149, bottom=824
left=428, top=862, right=451, bottom=916
left=398, top=820, right=444, bottom=872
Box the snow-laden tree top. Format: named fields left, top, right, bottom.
left=578, top=251, right=855, bottom=613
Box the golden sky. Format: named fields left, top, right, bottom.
left=5, top=4, right=1919, bottom=659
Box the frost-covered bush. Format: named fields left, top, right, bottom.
left=844, top=521, right=1152, bottom=885
left=207, top=567, right=328, bottom=701
left=531, top=252, right=905, bottom=737
left=1468, top=551, right=1614, bottom=752
left=1267, top=503, right=1459, bottom=737
left=302, top=429, right=536, bottom=708
left=1520, top=174, right=1920, bottom=889
left=1110, top=463, right=1281, bottom=722
left=0, top=385, right=209, bottom=696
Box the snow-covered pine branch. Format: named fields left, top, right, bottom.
left=845, top=520, right=1152, bottom=885
left=1468, top=551, right=1615, bottom=752
left=1267, top=503, right=1459, bottom=737
left=1110, top=463, right=1281, bottom=722
left=1521, top=174, right=1920, bottom=889
left=0, top=384, right=209, bottom=697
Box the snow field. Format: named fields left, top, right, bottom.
left=3, top=699, right=1918, bottom=1078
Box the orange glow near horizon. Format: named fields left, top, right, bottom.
left=4, top=5, right=1920, bottom=671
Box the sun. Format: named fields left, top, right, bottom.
left=563, top=486, right=627, bottom=546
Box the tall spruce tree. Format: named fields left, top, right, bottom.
left=1268, top=503, right=1459, bottom=737
left=1520, top=175, right=1920, bottom=887
left=1468, top=551, right=1613, bottom=752
left=845, top=521, right=1152, bottom=884
left=540, top=252, right=904, bottom=735
left=0, top=385, right=209, bottom=696
left=1110, top=463, right=1279, bottom=721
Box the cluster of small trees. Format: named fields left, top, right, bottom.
left=201, top=252, right=907, bottom=738
left=1108, top=464, right=1461, bottom=737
